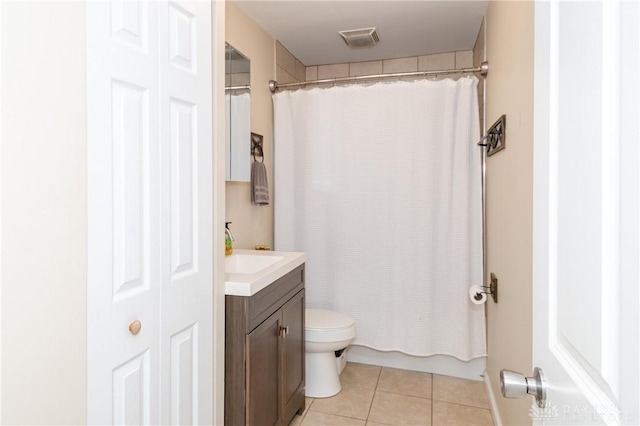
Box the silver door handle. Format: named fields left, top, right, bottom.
left=279, top=326, right=289, bottom=338
left=500, top=367, right=546, bottom=407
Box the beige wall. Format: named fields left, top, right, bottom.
left=484, top=2, right=535, bottom=425
left=225, top=2, right=276, bottom=249
left=1, top=2, right=87, bottom=423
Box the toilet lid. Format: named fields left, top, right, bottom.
left=306, top=309, right=355, bottom=331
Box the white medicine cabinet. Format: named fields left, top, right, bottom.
left=225, top=42, right=251, bottom=182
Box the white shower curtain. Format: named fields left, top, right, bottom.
left=273, top=77, right=486, bottom=361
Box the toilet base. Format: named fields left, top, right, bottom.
left=335, top=348, right=347, bottom=375
left=305, top=351, right=341, bottom=398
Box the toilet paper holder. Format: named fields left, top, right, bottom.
left=473, top=273, right=498, bottom=303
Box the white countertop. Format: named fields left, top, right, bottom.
left=224, top=249, right=306, bottom=296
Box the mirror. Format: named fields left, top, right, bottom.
left=225, top=43, right=251, bottom=182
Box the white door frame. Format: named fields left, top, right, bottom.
left=0, top=1, right=4, bottom=418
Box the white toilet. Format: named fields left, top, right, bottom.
left=305, top=308, right=356, bottom=398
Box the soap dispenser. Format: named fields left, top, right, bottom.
left=225, top=222, right=234, bottom=256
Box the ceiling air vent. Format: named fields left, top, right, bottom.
left=338, top=27, right=379, bottom=48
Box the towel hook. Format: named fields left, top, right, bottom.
left=477, top=115, right=506, bottom=156
left=251, top=132, right=264, bottom=162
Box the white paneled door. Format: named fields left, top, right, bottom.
left=531, top=0, right=639, bottom=425
left=87, top=1, right=213, bottom=424
left=159, top=1, right=212, bottom=424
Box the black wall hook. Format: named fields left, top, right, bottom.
left=251, top=132, right=264, bottom=162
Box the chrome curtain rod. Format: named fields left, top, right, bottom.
left=225, top=85, right=250, bottom=91
left=269, top=61, right=488, bottom=93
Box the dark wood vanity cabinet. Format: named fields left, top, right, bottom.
left=226, top=265, right=305, bottom=426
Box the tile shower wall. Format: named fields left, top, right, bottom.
left=303, top=47, right=485, bottom=142
left=276, top=41, right=306, bottom=84
left=225, top=72, right=250, bottom=87
left=275, top=44, right=482, bottom=123
left=305, top=50, right=475, bottom=82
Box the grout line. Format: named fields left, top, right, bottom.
left=431, top=372, right=434, bottom=426
left=374, top=389, right=432, bottom=400
left=321, top=364, right=492, bottom=425
left=431, top=397, right=492, bottom=411
left=364, top=365, right=383, bottom=422
left=309, top=412, right=370, bottom=423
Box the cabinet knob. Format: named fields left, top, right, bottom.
left=279, top=326, right=289, bottom=338
left=129, top=320, right=142, bottom=335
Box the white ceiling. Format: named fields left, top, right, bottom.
left=233, top=1, right=488, bottom=66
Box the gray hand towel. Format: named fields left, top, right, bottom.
left=251, top=160, right=270, bottom=205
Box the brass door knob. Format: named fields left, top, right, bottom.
left=129, top=320, right=142, bottom=335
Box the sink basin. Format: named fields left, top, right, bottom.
left=225, top=253, right=285, bottom=274
left=225, top=249, right=306, bottom=296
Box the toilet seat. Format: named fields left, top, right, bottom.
left=305, top=309, right=355, bottom=343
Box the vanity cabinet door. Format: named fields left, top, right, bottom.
left=225, top=265, right=305, bottom=425
left=280, top=290, right=305, bottom=423
left=246, top=312, right=281, bottom=426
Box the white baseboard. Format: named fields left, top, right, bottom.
left=346, top=345, right=486, bottom=381
left=483, top=369, right=503, bottom=426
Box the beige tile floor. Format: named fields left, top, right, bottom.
left=290, top=363, right=494, bottom=426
